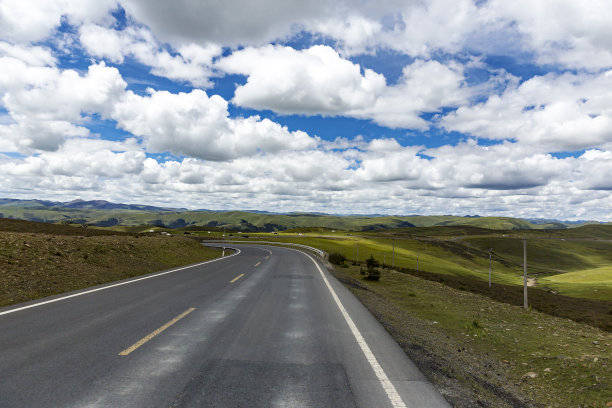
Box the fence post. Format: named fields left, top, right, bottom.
left=523, top=235, right=528, bottom=309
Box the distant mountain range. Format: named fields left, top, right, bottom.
left=0, top=198, right=604, bottom=232
left=0, top=198, right=182, bottom=212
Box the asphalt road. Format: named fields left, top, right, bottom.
left=0, top=244, right=449, bottom=407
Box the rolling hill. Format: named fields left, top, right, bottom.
left=0, top=198, right=602, bottom=231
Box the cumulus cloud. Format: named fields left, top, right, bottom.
left=119, top=0, right=334, bottom=46
left=111, top=88, right=319, bottom=161
left=485, top=0, right=612, bottom=70
left=441, top=71, right=612, bottom=152
left=0, top=0, right=115, bottom=43
left=337, top=0, right=481, bottom=57
left=219, top=45, right=470, bottom=129
left=0, top=59, right=126, bottom=152
left=79, top=24, right=222, bottom=87
left=3, top=136, right=612, bottom=219
left=218, top=45, right=385, bottom=114
left=423, top=141, right=569, bottom=190
left=0, top=41, right=56, bottom=66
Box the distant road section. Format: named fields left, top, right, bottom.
left=0, top=244, right=449, bottom=407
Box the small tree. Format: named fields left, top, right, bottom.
left=360, top=254, right=381, bottom=281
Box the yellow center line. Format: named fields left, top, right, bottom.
left=265, top=256, right=269, bottom=260
left=254, top=261, right=261, bottom=267
left=118, top=307, right=195, bottom=356
left=230, top=273, right=245, bottom=283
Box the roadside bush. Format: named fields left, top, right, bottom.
left=360, top=254, right=381, bottom=281
left=329, top=252, right=346, bottom=265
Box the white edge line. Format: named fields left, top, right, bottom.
left=301, top=250, right=407, bottom=408
left=0, top=247, right=241, bottom=317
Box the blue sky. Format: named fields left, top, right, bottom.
left=1, top=0, right=612, bottom=220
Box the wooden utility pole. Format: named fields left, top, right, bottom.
left=416, top=254, right=419, bottom=272
left=392, top=239, right=395, bottom=268
left=523, top=235, right=528, bottom=309
left=355, top=243, right=359, bottom=264
left=488, top=248, right=492, bottom=287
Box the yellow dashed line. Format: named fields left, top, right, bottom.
left=254, top=261, right=261, bottom=267
left=230, top=273, right=245, bottom=283
left=119, top=307, right=195, bottom=356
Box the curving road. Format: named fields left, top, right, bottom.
left=0, top=244, right=449, bottom=407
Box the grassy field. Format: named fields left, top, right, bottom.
left=330, top=265, right=612, bottom=407
left=202, top=226, right=612, bottom=332
left=243, top=226, right=612, bottom=301
left=0, top=220, right=223, bottom=307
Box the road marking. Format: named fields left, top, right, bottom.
left=0, top=248, right=241, bottom=317
left=230, top=273, right=245, bottom=283
left=265, top=256, right=269, bottom=260
left=119, top=307, right=195, bottom=356
left=254, top=261, right=261, bottom=267
left=302, top=252, right=407, bottom=408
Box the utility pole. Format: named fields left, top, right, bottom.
left=416, top=254, right=419, bottom=272
left=523, top=235, right=528, bottom=309
left=392, top=239, right=395, bottom=268
left=488, top=248, right=492, bottom=287
left=467, top=241, right=470, bottom=254
left=355, top=243, right=358, bottom=265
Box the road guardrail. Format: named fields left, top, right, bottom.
left=202, top=240, right=328, bottom=260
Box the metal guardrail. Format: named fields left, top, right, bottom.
left=202, top=240, right=327, bottom=260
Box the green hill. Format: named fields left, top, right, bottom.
left=0, top=198, right=596, bottom=231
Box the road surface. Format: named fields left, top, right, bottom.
left=0, top=244, right=449, bottom=407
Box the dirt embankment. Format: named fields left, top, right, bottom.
left=0, top=231, right=221, bottom=307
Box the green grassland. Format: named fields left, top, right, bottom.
left=330, top=265, right=612, bottom=407
left=208, top=223, right=612, bottom=302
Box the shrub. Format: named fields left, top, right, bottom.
left=363, top=254, right=381, bottom=281
left=329, top=252, right=346, bottom=265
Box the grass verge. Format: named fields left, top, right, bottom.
left=0, top=231, right=223, bottom=307
left=330, top=264, right=612, bottom=407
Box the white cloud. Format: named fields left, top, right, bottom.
left=0, top=0, right=115, bottom=43
left=0, top=59, right=126, bottom=152
left=423, top=141, right=568, bottom=191
left=352, top=0, right=481, bottom=57
left=219, top=45, right=386, bottom=115
left=485, top=0, right=612, bottom=70
left=312, top=15, right=382, bottom=55
left=219, top=45, right=471, bottom=129
left=353, top=59, right=469, bottom=129
left=0, top=41, right=56, bottom=66
left=2, top=134, right=612, bottom=219
left=79, top=24, right=222, bottom=87
left=111, top=88, right=319, bottom=161
left=441, top=71, right=612, bottom=151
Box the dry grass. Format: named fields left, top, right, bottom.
left=0, top=231, right=222, bottom=306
